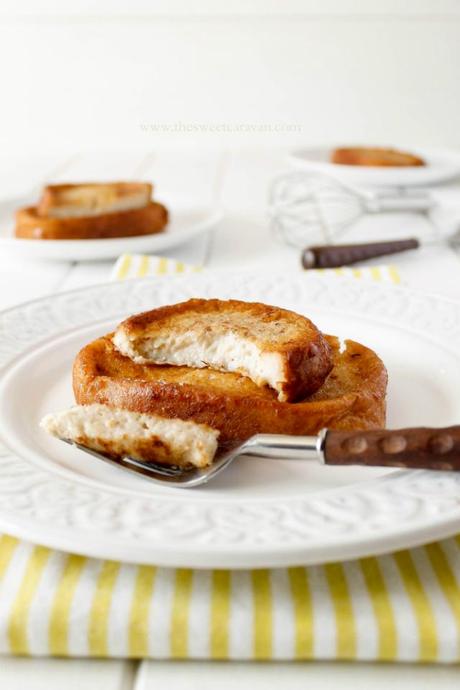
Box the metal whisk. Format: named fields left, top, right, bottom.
left=268, top=172, right=435, bottom=248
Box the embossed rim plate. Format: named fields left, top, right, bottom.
left=0, top=271, right=459, bottom=568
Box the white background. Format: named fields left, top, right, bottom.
left=0, top=0, right=459, bottom=154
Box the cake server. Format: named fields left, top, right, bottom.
left=61, top=425, right=460, bottom=488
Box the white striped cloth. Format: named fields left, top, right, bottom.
left=2, top=255, right=459, bottom=663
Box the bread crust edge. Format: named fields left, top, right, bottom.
left=73, top=335, right=387, bottom=444
left=115, top=298, right=334, bottom=402
left=15, top=200, right=168, bottom=240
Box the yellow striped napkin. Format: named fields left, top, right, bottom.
left=2, top=257, right=459, bottom=663
left=112, top=254, right=401, bottom=284
left=0, top=534, right=459, bottom=661
left=113, top=254, right=202, bottom=281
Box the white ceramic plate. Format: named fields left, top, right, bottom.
left=0, top=198, right=223, bottom=261
left=0, top=272, right=459, bottom=568
left=288, top=146, right=460, bottom=187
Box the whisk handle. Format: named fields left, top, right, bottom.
left=301, top=238, right=420, bottom=269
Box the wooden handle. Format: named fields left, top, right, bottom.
left=301, top=238, right=419, bottom=269
left=324, top=427, right=460, bottom=471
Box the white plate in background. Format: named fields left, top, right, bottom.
left=288, top=146, right=460, bottom=187
left=0, top=199, right=223, bottom=261
left=0, top=272, right=459, bottom=568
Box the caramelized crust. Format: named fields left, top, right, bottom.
left=113, top=299, right=333, bottom=402
left=15, top=201, right=168, bottom=240
left=331, top=147, right=425, bottom=167
left=37, top=182, right=153, bottom=218
left=73, top=335, right=387, bottom=444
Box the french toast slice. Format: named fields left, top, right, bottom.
left=37, top=182, right=153, bottom=218
left=331, top=147, right=425, bottom=167
left=15, top=200, right=168, bottom=240
left=41, top=403, right=219, bottom=468
left=73, top=334, right=387, bottom=445
left=112, top=299, right=333, bottom=403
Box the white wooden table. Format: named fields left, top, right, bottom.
left=1, top=149, right=459, bottom=688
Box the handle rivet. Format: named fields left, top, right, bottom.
left=429, top=434, right=453, bottom=455
left=343, top=436, right=367, bottom=454
left=380, top=435, right=406, bottom=454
